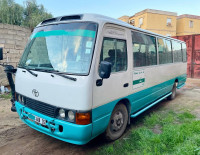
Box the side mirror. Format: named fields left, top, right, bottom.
left=99, top=61, right=112, bottom=79
left=0, top=48, right=3, bottom=60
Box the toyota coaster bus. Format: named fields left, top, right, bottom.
left=0, top=14, right=187, bottom=145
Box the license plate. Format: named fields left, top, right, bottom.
left=35, top=116, right=47, bottom=126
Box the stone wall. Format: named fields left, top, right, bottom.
left=0, top=24, right=31, bottom=86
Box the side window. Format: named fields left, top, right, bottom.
left=132, top=31, right=157, bottom=67
left=158, top=38, right=165, bottom=64
left=100, top=38, right=127, bottom=72
left=158, top=38, right=173, bottom=64
left=173, top=41, right=182, bottom=62
left=182, top=43, right=187, bottom=62
left=165, top=40, right=173, bottom=63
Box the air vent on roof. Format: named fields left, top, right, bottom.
left=41, top=18, right=57, bottom=25
left=60, top=15, right=82, bottom=21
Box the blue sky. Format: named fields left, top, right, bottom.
left=15, top=0, right=200, bottom=18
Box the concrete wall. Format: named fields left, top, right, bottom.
left=0, top=24, right=31, bottom=86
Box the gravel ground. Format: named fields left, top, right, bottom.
left=0, top=78, right=200, bottom=155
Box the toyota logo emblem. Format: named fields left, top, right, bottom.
left=32, top=89, right=39, bottom=97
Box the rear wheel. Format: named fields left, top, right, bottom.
left=105, top=104, right=128, bottom=141
left=167, top=83, right=177, bottom=100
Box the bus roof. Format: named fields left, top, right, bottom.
left=37, top=13, right=184, bottom=43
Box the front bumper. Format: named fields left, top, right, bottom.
left=15, top=101, right=92, bottom=145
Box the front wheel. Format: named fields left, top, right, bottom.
left=104, top=104, right=128, bottom=141
left=167, top=83, right=177, bottom=100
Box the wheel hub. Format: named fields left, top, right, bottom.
left=110, top=111, right=124, bottom=132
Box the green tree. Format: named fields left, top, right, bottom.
left=23, top=0, right=53, bottom=30
left=0, top=0, right=24, bottom=25
left=0, top=0, right=53, bottom=29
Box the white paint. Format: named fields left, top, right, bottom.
left=15, top=68, right=93, bottom=111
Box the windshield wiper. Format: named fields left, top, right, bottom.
left=51, top=72, right=77, bottom=81
left=21, top=67, right=38, bottom=77
left=33, top=69, right=77, bottom=81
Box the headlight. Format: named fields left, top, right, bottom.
left=68, top=110, right=75, bottom=121
left=59, top=109, right=65, bottom=118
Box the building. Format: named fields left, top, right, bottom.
left=118, top=15, right=130, bottom=23
left=118, top=9, right=200, bottom=37
left=128, top=9, right=177, bottom=36
left=176, top=14, right=200, bottom=36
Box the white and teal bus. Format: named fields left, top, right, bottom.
left=0, top=14, right=187, bottom=145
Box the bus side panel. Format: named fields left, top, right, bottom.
left=129, top=78, right=174, bottom=114
left=177, top=74, right=187, bottom=87
left=91, top=73, right=186, bottom=138
left=130, top=63, right=187, bottom=113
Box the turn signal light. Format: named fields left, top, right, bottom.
left=76, top=112, right=91, bottom=125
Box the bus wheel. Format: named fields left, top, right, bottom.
left=167, top=83, right=177, bottom=100
left=105, top=103, right=128, bottom=141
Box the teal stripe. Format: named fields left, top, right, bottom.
left=92, top=74, right=187, bottom=138
left=15, top=102, right=93, bottom=145
left=30, top=29, right=96, bottom=39
left=133, top=78, right=145, bottom=85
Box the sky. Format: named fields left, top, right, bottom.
left=15, top=0, right=200, bottom=19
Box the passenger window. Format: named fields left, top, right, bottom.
left=100, top=38, right=127, bottom=72
left=132, top=31, right=157, bottom=67
left=158, top=38, right=173, bottom=64
left=173, top=41, right=182, bottom=62
left=182, top=43, right=187, bottom=62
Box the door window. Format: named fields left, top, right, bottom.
left=100, top=38, right=127, bottom=72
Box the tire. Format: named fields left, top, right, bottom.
left=105, top=103, right=128, bottom=141
left=167, top=83, right=177, bottom=100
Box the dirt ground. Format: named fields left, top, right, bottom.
left=0, top=78, right=200, bottom=155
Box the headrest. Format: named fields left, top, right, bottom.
left=108, top=49, right=115, bottom=57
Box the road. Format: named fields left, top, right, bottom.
left=0, top=78, right=200, bottom=155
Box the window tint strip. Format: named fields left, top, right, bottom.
left=30, top=29, right=96, bottom=39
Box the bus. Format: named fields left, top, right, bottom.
left=0, top=14, right=187, bottom=145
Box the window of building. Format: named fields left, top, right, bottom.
left=139, top=18, right=143, bottom=27
left=182, top=43, right=187, bottom=62
left=132, top=31, right=157, bottom=67
left=158, top=38, right=173, bottom=64
left=167, top=18, right=172, bottom=26
left=130, top=19, right=135, bottom=26
left=172, top=41, right=182, bottom=62
left=100, top=38, right=127, bottom=72
left=189, top=20, right=194, bottom=28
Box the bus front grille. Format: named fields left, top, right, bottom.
left=24, top=97, right=56, bottom=118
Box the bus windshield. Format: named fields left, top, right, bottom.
left=19, top=22, right=98, bottom=75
